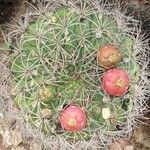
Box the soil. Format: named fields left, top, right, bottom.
left=0, top=0, right=149, bottom=150
left=0, top=136, right=7, bottom=150
left=132, top=113, right=150, bottom=150
left=0, top=0, right=23, bottom=24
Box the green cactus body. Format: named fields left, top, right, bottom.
left=6, top=0, right=147, bottom=148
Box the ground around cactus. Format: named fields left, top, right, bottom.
left=0, top=0, right=149, bottom=150
left=0, top=0, right=22, bottom=24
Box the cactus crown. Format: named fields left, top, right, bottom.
left=3, top=0, right=149, bottom=149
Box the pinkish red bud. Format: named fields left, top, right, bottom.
left=102, top=68, right=129, bottom=96
left=59, top=105, right=87, bottom=132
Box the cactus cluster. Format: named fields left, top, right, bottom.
left=3, top=0, right=149, bottom=149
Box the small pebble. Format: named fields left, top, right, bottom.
left=124, top=145, right=134, bottom=150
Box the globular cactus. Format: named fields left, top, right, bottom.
left=2, top=0, right=149, bottom=149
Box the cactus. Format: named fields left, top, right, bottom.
left=3, top=0, right=149, bottom=149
